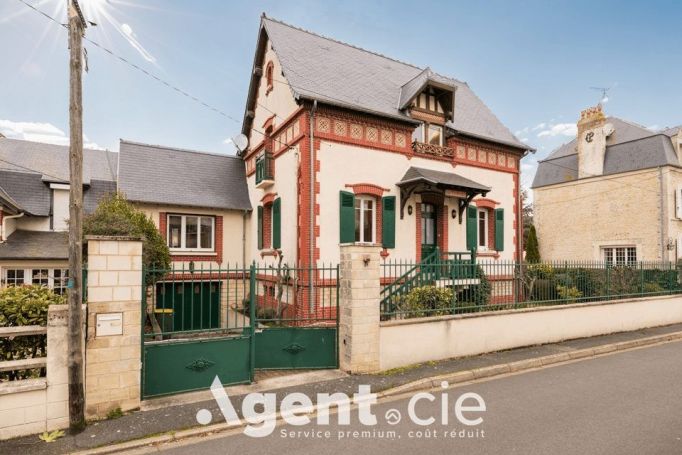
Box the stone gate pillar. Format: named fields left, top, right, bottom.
left=339, top=244, right=381, bottom=373
left=84, top=236, right=143, bottom=418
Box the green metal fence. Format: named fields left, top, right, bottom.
left=380, top=259, right=682, bottom=320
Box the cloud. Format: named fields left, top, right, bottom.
left=119, top=23, right=157, bottom=63
left=537, top=123, right=577, bottom=138
left=0, top=119, right=105, bottom=150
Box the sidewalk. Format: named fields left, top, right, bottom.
left=3, top=323, right=682, bottom=455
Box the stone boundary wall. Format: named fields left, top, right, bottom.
left=379, top=295, right=682, bottom=370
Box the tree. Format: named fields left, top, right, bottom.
left=525, top=224, right=540, bottom=263
left=83, top=193, right=170, bottom=275
left=521, top=189, right=534, bottom=246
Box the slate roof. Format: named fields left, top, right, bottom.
left=0, top=230, right=68, bottom=260
left=398, top=166, right=491, bottom=193
left=0, top=139, right=118, bottom=216
left=244, top=16, right=529, bottom=151
left=118, top=140, right=252, bottom=211
left=0, top=137, right=117, bottom=184
left=532, top=118, right=681, bottom=188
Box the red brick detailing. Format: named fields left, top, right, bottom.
left=447, top=136, right=523, bottom=175
left=415, top=203, right=421, bottom=260
left=160, top=212, right=224, bottom=264
left=262, top=114, right=276, bottom=131
left=473, top=198, right=500, bottom=210
left=513, top=172, right=520, bottom=261
left=487, top=208, right=495, bottom=252
left=344, top=183, right=389, bottom=198
left=262, top=203, right=272, bottom=250
left=441, top=204, right=449, bottom=253
left=260, top=192, right=278, bottom=205
left=380, top=249, right=390, bottom=259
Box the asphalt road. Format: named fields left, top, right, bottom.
left=154, top=341, right=682, bottom=455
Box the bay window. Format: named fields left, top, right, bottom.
left=167, top=214, right=215, bottom=251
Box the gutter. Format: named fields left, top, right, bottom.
left=309, top=100, right=317, bottom=311
left=0, top=212, right=24, bottom=243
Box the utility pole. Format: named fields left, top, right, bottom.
left=67, top=0, right=87, bottom=432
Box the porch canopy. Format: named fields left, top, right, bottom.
left=397, top=166, right=490, bottom=222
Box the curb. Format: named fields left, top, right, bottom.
left=76, top=331, right=682, bottom=454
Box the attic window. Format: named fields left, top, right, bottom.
left=415, top=89, right=445, bottom=114
left=412, top=123, right=444, bottom=146
left=265, top=61, right=274, bottom=94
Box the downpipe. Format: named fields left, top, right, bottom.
left=0, top=212, right=24, bottom=243
left=309, top=100, right=317, bottom=312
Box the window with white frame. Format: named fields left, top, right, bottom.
left=167, top=214, right=215, bottom=251
left=478, top=209, right=488, bottom=249
left=53, top=269, right=69, bottom=295
left=32, top=269, right=49, bottom=287
left=602, top=246, right=637, bottom=266
left=412, top=123, right=444, bottom=146
left=4, top=269, right=24, bottom=287
left=354, top=197, right=375, bottom=243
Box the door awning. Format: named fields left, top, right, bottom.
left=396, top=166, right=490, bottom=222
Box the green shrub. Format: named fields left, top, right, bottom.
left=84, top=193, right=170, bottom=281
left=556, top=285, right=582, bottom=303
left=0, top=286, right=65, bottom=381
left=456, top=265, right=491, bottom=307
left=395, top=286, right=455, bottom=318
left=525, top=225, right=540, bottom=263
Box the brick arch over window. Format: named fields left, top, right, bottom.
left=345, top=184, right=389, bottom=245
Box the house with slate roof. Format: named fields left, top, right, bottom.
left=240, top=14, right=532, bottom=280
left=0, top=138, right=117, bottom=292
left=533, top=105, right=682, bottom=263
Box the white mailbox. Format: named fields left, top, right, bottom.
left=96, top=312, right=123, bottom=337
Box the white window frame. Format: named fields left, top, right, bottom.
left=413, top=123, right=444, bottom=146
left=166, top=214, right=215, bottom=252
left=478, top=208, right=488, bottom=250
left=601, top=246, right=637, bottom=266
left=354, top=196, right=376, bottom=244
left=1, top=268, right=69, bottom=292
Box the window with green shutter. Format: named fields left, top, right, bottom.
left=382, top=196, right=396, bottom=248
left=257, top=206, right=263, bottom=250
left=339, top=191, right=355, bottom=243
left=494, top=208, right=504, bottom=251
left=466, top=205, right=477, bottom=251
left=272, top=198, right=281, bottom=249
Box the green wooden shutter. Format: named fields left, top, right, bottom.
left=257, top=206, right=263, bottom=250
left=466, top=205, right=477, bottom=251
left=272, top=198, right=281, bottom=249
left=339, top=191, right=355, bottom=243
left=382, top=196, right=396, bottom=248
left=494, top=208, right=504, bottom=251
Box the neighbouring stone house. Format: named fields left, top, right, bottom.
left=533, top=105, right=682, bottom=263
left=239, top=15, right=533, bottom=309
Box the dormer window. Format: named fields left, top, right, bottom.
left=416, top=90, right=445, bottom=114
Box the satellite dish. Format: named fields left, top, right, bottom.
left=232, top=134, right=249, bottom=153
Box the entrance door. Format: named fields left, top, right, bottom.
left=421, top=203, right=437, bottom=260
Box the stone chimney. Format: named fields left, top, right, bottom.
left=576, top=105, right=614, bottom=178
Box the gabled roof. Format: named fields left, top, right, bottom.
left=243, top=15, right=530, bottom=151
left=118, top=140, right=251, bottom=211
left=397, top=67, right=457, bottom=111
left=0, top=230, right=68, bottom=260
left=532, top=117, right=680, bottom=188
left=0, top=138, right=118, bottom=215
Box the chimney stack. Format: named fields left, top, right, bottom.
left=577, top=105, right=614, bottom=178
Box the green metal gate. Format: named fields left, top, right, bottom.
left=141, top=263, right=338, bottom=399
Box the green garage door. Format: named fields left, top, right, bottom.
left=155, top=281, right=220, bottom=333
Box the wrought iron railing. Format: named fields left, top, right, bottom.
left=380, top=259, right=682, bottom=320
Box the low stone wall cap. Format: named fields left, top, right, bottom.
left=85, top=235, right=143, bottom=242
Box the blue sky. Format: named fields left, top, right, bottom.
left=1, top=0, right=681, bottom=193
